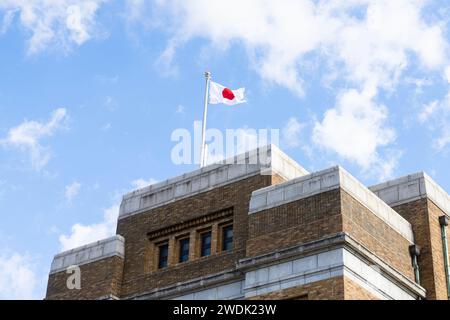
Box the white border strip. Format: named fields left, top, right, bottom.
left=119, top=145, right=308, bottom=219
left=50, top=235, right=125, bottom=274
left=370, top=172, right=450, bottom=217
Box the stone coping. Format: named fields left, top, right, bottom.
left=369, top=172, right=450, bottom=217
left=118, top=145, right=309, bottom=219
left=50, top=235, right=125, bottom=274
left=248, top=166, right=414, bottom=243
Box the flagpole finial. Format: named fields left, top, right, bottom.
left=205, top=71, right=211, bottom=79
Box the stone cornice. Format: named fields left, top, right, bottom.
left=370, top=172, right=450, bottom=217
left=147, top=207, right=233, bottom=240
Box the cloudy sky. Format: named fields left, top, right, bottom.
left=1, top=0, right=450, bottom=299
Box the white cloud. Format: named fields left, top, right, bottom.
left=0, top=0, right=107, bottom=54
left=65, top=181, right=81, bottom=202
left=152, top=0, right=449, bottom=176
left=176, top=104, right=185, bottom=114
left=419, top=93, right=450, bottom=150
left=0, top=252, right=38, bottom=299
left=445, top=66, right=450, bottom=83
left=59, top=177, right=157, bottom=251
left=124, top=0, right=145, bottom=24
left=131, top=178, right=158, bottom=189
left=154, top=0, right=447, bottom=93
left=0, top=108, right=68, bottom=170
left=0, top=180, right=6, bottom=198
left=103, top=95, right=118, bottom=111
left=313, top=88, right=397, bottom=178
left=0, top=7, right=15, bottom=35
left=59, top=203, right=119, bottom=251
left=282, top=117, right=304, bottom=148
left=100, top=123, right=112, bottom=131
left=418, top=100, right=439, bottom=123
left=94, top=74, right=119, bottom=84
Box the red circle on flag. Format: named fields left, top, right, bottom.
left=222, top=88, right=235, bottom=100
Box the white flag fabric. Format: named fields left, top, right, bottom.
left=209, top=81, right=246, bottom=106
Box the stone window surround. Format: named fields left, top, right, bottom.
left=147, top=207, right=233, bottom=240
left=148, top=211, right=234, bottom=272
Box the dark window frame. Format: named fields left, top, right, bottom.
left=222, top=224, right=233, bottom=252
left=178, top=238, right=190, bottom=263
left=200, top=231, right=212, bottom=257
left=157, top=243, right=169, bottom=269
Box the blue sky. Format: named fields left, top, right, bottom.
left=1, top=0, right=450, bottom=299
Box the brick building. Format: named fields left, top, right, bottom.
left=45, top=145, right=450, bottom=300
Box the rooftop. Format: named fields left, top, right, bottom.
left=249, top=165, right=415, bottom=242
left=370, top=172, right=450, bottom=217
left=50, top=235, right=125, bottom=274
left=119, top=144, right=309, bottom=219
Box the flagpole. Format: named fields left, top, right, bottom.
left=200, top=71, right=211, bottom=167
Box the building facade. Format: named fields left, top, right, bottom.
left=45, top=145, right=450, bottom=300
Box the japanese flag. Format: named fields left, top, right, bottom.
left=209, top=81, right=246, bottom=106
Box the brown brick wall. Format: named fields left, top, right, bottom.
left=343, top=277, right=379, bottom=300
left=250, top=276, right=380, bottom=300
left=390, top=199, right=434, bottom=297
left=246, top=189, right=343, bottom=257
left=117, top=173, right=281, bottom=298
left=246, top=188, right=414, bottom=283
left=250, top=277, right=345, bottom=300
left=427, top=200, right=450, bottom=300
left=340, top=190, right=415, bottom=280
left=45, top=256, right=124, bottom=300
left=271, top=173, right=287, bottom=186
left=392, top=198, right=449, bottom=300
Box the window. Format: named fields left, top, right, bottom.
left=179, top=238, right=190, bottom=263
left=222, top=225, right=233, bottom=251
left=200, top=231, right=212, bottom=257
left=158, top=243, right=168, bottom=269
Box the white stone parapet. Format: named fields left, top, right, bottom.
left=369, top=172, right=450, bottom=217
left=49, top=235, right=125, bottom=274
left=248, top=166, right=414, bottom=243
left=119, top=145, right=309, bottom=219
